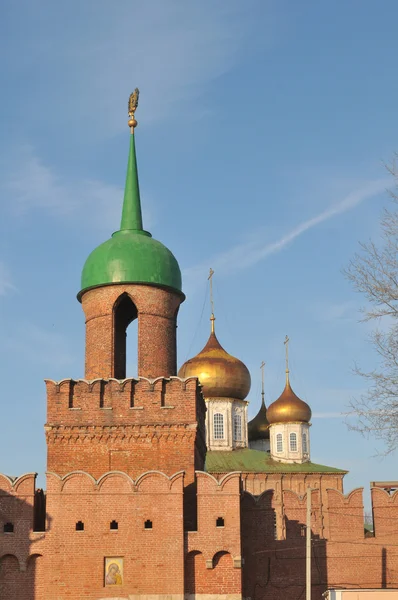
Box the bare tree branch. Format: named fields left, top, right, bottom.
left=344, top=155, right=398, bottom=454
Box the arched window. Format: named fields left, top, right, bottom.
left=276, top=433, right=283, bottom=453
left=303, top=432, right=308, bottom=453
left=113, top=294, right=138, bottom=379
left=214, top=413, right=224, bottom=440
left=233, top=414, right=242, bottom=441
left=3, top=522, right=14, bottom=533
left=290, top=432, right=297, bottom=452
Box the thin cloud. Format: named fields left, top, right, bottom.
left=312, top=411, right=346, bottom=419
left=0, top=262, right=16, bottom=296
left=6, top=2, right=257, bottom=135
left=313, top=300, right=358, bottom=323
left=2, top=145, right=153, bottom=232
left=183, top=178, right=389, bottom=286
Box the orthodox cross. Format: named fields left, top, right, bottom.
left=208, top=268, right=215, bottom=332
left=260, top=361, right=266, bottom=405
left=284, top=335, right=290, bottom=384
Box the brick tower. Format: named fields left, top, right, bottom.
left=45, top=91, right=206, bottom=481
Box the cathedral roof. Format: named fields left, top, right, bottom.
left=206, top=449, right=346, bottom=474
left=178, top=317, right=251, bottom=400
left=248, top=398, right=270, bottom=441
left=78, top=104, right=182, bottom=300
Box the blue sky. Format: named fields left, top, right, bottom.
left=1, top=0, right=397, bottom=498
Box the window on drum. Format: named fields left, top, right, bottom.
left=214, top=413, right=224, bottom=439
left=233, top=414, right=242, bottom=441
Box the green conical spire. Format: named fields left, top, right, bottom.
left=120, top=133, right=143, bottom=231
left=78, top=89, right=183, bottom=300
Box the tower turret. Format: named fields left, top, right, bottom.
left=78, top=90, right=184, bottom=379
left=45, top=92, right=206, bottom=482
left=267, top=336, right=311, bottom=463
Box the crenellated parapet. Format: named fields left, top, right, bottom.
left=371, top=486, right=398, bottom=539
left=45, top=376, right=206, bottom=479
left=0, top=472, right=36, bottom=497
left=326, top=487, right=365, bottom=541
left=283, top=488, right=322, bottom=538
left=46, top=375, right=205, bottom=427
left=46, top=469, right=185, bottom=495
left=0, top=472, right=46, bottom=569
left=187, top=471, right=242, bottom=560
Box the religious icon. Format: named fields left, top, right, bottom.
left=104, top=557, right=123, bottom=585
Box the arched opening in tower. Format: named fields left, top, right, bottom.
left=113, top=293, right=138, bottom=379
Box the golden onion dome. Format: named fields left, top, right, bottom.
left=248, top=398, right=270, bottom=441
left=267, top=374, right=311, bottom=424
left=178, top=317, right=251, bottom=400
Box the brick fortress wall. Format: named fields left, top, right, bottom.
left=2, top=469, right=398, bottom=599
left=186, top=472, right=243, bottom=600
left=241, top=485, right=398, bottom=600
left=0, top=474, right=45, bottom=600
left=43, top=470, right=186, bottom=600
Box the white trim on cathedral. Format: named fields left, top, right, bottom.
left=269, top=422, right=311, bottom=464
left=205, top=398, right=248, bottom=451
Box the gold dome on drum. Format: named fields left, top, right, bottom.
left=267, top=376, right=311, bottom=424
left=178, top=317, right=251, bottom=400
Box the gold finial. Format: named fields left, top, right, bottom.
left=260, top=361, right=266, bottom=405
left=128, top=88, right=139, bottom=132
left=284, top=335, right=290, bottom=386
left=208, top=268, right=215, bottom=333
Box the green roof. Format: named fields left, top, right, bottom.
left=78, top=133, right=182, bottom=300
left=205, top=449, right=347, bottom=474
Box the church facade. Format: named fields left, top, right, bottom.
left=1, top=99, right=398, bottom=600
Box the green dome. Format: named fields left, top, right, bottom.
left=79, top=229, right=182, bottom=297
left=78, top=129, right=182, bottom=300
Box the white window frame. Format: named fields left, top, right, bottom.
left=276, top=433, right=283, bottom=453
left=289, top=432, right=297, bottom=452
left=214, top=413, right=224, bottom=440
left=303, top=432, right=308, bottom=453
left=233, top=414, right=242, bottom=441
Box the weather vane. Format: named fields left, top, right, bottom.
left=128, top=88, right=140, bottom=131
